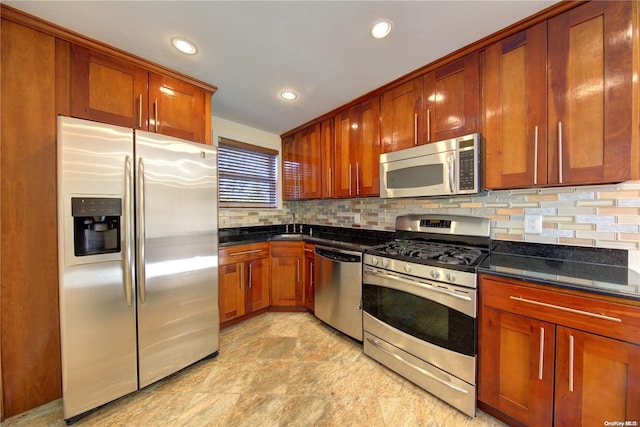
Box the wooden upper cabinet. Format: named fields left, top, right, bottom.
left=282, top=123, right=322, bottom=200
left=424, top=51, right=480, bottom=143
left=484, top=22, right=548, bottom=189
left=381, top=77, right=423, bottom=153
left=149, top=73, right=208, bottom=144
left=547, top=0, right=637, bottom=185
left=320, top=118, right=334, bottom=198
left=282, top=134, right=298, bottom=200
left=70, top=45, right=212, bottom=144
left=71, top=44, right=148, bottom=130
left=334, top=97, right=380, bottom=198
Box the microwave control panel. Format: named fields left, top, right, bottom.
left=458, top=149, right=476, bottom=191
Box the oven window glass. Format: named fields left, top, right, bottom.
left=386, top=164, right=443, bottom=189
left=363, top=284, right=476, bottom=356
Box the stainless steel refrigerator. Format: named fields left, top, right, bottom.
left=57, top=116, right=219, bottom=422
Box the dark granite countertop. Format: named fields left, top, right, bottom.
left=479, top=241, right=640, bottom=301
left=219, top=224, right=394, bottom=253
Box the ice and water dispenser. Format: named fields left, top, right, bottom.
left=71, top=197, right=121, bottom=256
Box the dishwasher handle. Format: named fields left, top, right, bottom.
left=315, top=246, right=362, bottom=263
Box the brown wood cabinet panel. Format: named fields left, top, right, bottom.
left=149, top=73, right=208, bottom=144
left=548, top=0, right=637, bottom=184
left=424, top=52, right=479, bottom=143
left=245, top=257, right=270, bottom=314
left=479, top=307, right=554, bottom=427
left=333, top=98, right=380, bottom=197
left=70, top=44, right=148, bottom=129
left=303, top=243, right=315, bottom=312
left=270, top=242, right=303, bottom=307
left=480, top=277, right=640, bottom=345
left=484, top=22, right=548, bottom=189
left=554, top=327, right=640, bottom=427
left=1, top=19, right=61, bottom=418
left=381, top=77, right=423, bottom=153
left=219, top=262, right=245, bottom=322
left=283, top=124, right=323, bottom=200
left=219, top=242, right=270, bottom=323
left=320, top=118, right=334, bottom=198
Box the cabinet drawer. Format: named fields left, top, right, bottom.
left=270, top=241, right=303, bottom=257
left=219, top=242, right=269, bottom=264
left=480, top=277, right=640, bottom=345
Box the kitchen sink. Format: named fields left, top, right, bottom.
left=270, top=234, right=304, bottom=240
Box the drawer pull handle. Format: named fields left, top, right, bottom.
left=509, top=296, right=622, bottom=323
left=230, top=249, right=263, bottom=256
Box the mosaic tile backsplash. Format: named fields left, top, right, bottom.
left=219, top=181, right=640, bottom=251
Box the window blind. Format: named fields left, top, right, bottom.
left=218, top=137, right=278, bottom=208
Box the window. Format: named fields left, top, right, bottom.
left=218, top=137, right=278, bottom=208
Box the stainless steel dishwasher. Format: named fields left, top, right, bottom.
left=314, top=245, right=363, bottom=341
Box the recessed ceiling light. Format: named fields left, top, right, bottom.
left=280, top=90, right=298, bottom=101
left=171, top=37, right=197, bottom=55
left=371, top=19, right=393, bottom=39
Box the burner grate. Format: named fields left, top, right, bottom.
left=370, top=240, right=484, bottom=266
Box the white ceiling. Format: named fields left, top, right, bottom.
left=6, top=1, right=558, bottom=135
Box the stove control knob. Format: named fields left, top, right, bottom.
left=430, top=270, right=440, bottom=279
left=447, top=272, right=456, bottom=282
left=371, top=257, right=379, bottom=266
left=404, top=264, right=412, bottom=273
left=382, top=259, right=390, bottom=268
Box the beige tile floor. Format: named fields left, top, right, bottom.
left=4, top=312, right=506, bottom=426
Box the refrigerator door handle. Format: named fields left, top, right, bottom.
left=123, top=156, right=134, bottom=306
left=137, top=157, right=147, bottom=304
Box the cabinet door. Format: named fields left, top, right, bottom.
left=479, top=307, right=554, bottom=427
left=548, top=1, right=636, bottom=184
left=270, top=243, right=303, bottom=307
left=381, top=77, right=424, bottom=153
left=149, top=73, right=207, bottom=144
left=320, top=118, right=334, bottom=198
left=356, top=97, right=381, bottom=197
left=424, top=52, right=479, bottom=142
left=219, top=262, right=245, bottom=322
left=303, top=244, right=315, bottom=311
left=484, top=23, right=548, bottom=189
left=554, top=327, right=640, bottom=427
left=333, top=106, right=357, bottom=198
left=71, top=44, right=148, bottom=129
left=245, top=257, right=270, bottom=314
left=299, top=124, right=322, bottom=199
left=282, top=134, right=299, bottom=200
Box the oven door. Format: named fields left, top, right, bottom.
left=362, top=265, right=477, bottom=378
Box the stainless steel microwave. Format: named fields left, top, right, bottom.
left=379, top=133, right=481, bottom=198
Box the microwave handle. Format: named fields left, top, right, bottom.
left=448, top=152, right=456, bottom=193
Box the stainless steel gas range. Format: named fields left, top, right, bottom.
left=362, top=214, right=490, bottom=417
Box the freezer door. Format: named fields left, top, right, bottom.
left=57, top=116, right=138, bottom=420
left=135, top=130, right=219, bottom=388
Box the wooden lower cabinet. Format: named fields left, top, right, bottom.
left=303, top=243, right=315, bottom=312
left=479, top=307, right=554, bottom=427
left=479, top=275, right=640, bottom=427
left=218, top=242, right=270, bottom=324
left=270, top=242, right=304, bottom=307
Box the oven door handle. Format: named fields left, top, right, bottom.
left=367, top=270, right=472, bottom=301
left=366, top=337, right=469, bottom=395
